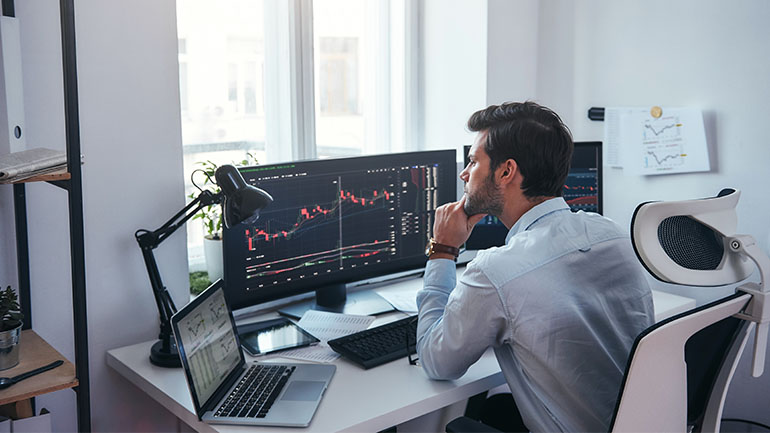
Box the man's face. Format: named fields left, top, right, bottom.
left=460, top=131, right=504, bottom=217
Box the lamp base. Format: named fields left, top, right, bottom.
left=150, top=340, right=181, bottom=368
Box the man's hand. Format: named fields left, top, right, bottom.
left=433, top=195, right=487, bottom=248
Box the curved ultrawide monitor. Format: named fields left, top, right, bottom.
left=222, top=150, right=457, bottom=310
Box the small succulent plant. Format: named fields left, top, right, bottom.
left=0, top=286, right=23, bottom=332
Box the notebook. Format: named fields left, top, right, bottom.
left=171, top=280, right=336, bottom=427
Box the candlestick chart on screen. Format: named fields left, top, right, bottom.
left=238, top=164, right=440, bottom=290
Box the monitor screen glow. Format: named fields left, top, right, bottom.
left=222, top=150, right=457, bottom=310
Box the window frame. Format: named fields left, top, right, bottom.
left=263, top=0, right=420, bottom=164
left=178, top=0, right=421, bottom=271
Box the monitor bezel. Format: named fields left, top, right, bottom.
left=222, top=149, right=457, bottom=310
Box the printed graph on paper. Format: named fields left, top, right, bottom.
left=604, top=107, right=709, bottom=176
left=642, top=115, right=686, bottom=170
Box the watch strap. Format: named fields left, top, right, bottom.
left=428, top=239, right=460, bottom=259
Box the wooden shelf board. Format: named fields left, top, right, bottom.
left=0, top=330, right=77, bottom=406
left=6, top=172, right=71, bottom=184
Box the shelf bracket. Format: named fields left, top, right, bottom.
left=47, top=179, right=71, bottom=191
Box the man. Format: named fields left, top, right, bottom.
left=416, top=102, right=654, bottom=432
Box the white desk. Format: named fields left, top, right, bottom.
left=107, top=268, right=694, bottom=433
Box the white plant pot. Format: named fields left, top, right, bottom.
left=203, top=235, right=223, bottom=283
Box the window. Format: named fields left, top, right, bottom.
left=176, top=0, right=268, bottom=269
left=226, top=38, right=265, bottom=116
left=227, top=64, right=238, bottom=109
left=319, top=37, right=359, bottom=115
left=176, top=0, right=416, bottom=273
left=313, top=0, right=408, bottom=158
left=179, top=38, right=188, bottom=112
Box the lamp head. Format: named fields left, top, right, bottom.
left=215, top=164, right=273, bottom=228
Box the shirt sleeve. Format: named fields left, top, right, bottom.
left=416, top=258, right=508, bottom=380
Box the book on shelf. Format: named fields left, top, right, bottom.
left=0, top=148, right=71, bottom=183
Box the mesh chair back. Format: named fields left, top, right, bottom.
left=658, top=215, right=725, bottom=271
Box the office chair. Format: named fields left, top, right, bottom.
left=447, top=189, right=770, bottom=433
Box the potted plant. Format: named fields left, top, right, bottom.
left=189, top=153, right=259, bottom=283
left=0, top=286, right=24, bottom=370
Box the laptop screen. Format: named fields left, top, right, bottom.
left=174, top=285, right=242, bottom=406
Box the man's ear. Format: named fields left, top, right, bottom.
left=498, top=159, right=517, bottom=185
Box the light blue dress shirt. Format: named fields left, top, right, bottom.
left=416, top=197, right=654, bottom=433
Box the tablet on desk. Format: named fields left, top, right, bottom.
left=237, top=317, right=319, bottom=356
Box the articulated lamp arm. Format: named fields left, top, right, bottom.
left=132, top=164, right=272, bottom=367
left=134, top=189, right=223, bottom=367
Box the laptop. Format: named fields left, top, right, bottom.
left=171, top=280, right=336, bottom=427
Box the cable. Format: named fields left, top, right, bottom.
left=190, top=168, right=215, bottom=193
left=721, top=418, right=770, bottom=431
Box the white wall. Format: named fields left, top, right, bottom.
left=564, top=0, right=770, bottom=249
left=486, top=0, right=539, bottom=106
left=421, top=0, right=487, bottom=158
left=7, top=0, right=188, bottom=431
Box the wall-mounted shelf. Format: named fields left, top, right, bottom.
left=6, top=172, right=70, bottom=184
left=0, top=330, right=77, bottom=406
left=3, top=0, right=91, bottom=430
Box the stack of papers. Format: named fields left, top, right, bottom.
left=273, top=310, right=375, bottom=363
left=374, top=287, right=418, bottom=313
left=0, top=148, right=68, bottom=183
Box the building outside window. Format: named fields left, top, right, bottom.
left=176, top=0, right=414, bottom=277
left=319, top=37, right=359, bottom=115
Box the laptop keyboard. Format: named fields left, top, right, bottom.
left=214, top=364, right=295, bottom=418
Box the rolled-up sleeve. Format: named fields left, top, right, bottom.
left=416, top=258, right=508, bottom=380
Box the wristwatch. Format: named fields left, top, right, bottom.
left=425, top=238, right=460, bottom=260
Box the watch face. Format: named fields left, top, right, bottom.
left=425, top=239, right=434, bottom=257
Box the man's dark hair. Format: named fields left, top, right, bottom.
left=467, top=101, right=573, bottom=199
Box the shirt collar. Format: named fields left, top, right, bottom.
left=505, top=197, right=570, bottom=243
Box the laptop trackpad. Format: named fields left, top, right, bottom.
left=281, top=381, right=325, bottom=401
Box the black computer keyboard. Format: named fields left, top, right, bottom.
left=328, top=316, right=418, bottom=369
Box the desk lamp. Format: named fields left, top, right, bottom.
left=135, top=165, right=273, bottom=367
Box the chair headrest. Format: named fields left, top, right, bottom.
left=631, top=188, right=754, bottom=286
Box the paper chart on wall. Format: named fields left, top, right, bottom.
left=603, top=107, right=710, bottom=175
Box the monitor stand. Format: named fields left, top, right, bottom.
left=278, top=283, right=395, bottom=319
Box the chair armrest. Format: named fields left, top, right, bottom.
left=446, top=416, right=503, bottom=433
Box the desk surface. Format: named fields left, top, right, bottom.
left=107, top=268, right=694, bottom=433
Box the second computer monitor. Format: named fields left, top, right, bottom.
left=464, top=141, right=602, bottom=250
left=222, top=150, right=457, bottom=314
